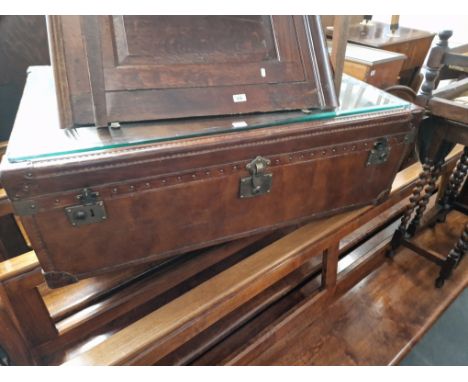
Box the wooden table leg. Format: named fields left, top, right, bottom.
left=436, top=222, right=468, bottom=288
left=387, top=165, right=430, bottom=256
left=407, top=160, right=443, bottom=236
left=437, top=147, right=468, bottom=223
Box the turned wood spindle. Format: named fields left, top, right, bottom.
left=407, top=161, right=443, bottom=236
left=436, top=222, right=468, bottom=288
left=400, top=165, right=431, bottom=230
left=440, top=147, right=468, bottom=211
left=387, top=165, right=431, bottom=256
left=418, top=30, right=453, bottom=104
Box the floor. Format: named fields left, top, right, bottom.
left=401, top=288, right=468, bottom=366
left=230, top=210, right=468, bottom=365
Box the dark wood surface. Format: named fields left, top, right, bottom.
left=339, top=20, right=434, bottom=50
left=327, top=20, right=435, bottom=88
left=49, top=16, right=337, bottom=127
left=348, top=59, right=404, bottom=89
left=236, top=210, right=467, bottom=365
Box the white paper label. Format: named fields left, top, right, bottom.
left=233, top=93, right=247, bottom=103
left=232, top=121, right=248, bottom=128
left=260, top=68, right=266, bottom=77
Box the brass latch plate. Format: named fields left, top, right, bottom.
left=239, top=156, right=273, bottom=198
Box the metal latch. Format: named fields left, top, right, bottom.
left=239, top=156, right=273, bottom=198
left=366, top=138, right=391, bottom=166
left=65, top=188, right=107, bottom=227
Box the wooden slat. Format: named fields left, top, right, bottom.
left=37, top=234, right=272, bottom=358
left=402, top=239, right=446, bottom=265
left=80, top=16, right=108, bottom=127
left=0, top=188, right=13, bottom=216
left=432, top=76, right=468, bottom=99
left=444, top=52, right=468, bottom=68
left=330, top=16, right=350, bottom=95
left=429, top=97, right=468, bottom=125
left=0, top=251, right=39, bottom=282
left=0, top=267, right=58, bottom=345
left=157, top=257, right=323, bottom=365
left=40, top=260, right=167, bottom=322
left=64, top=210, right=361, bottom=365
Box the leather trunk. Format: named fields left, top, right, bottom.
left=1, top=67, right=421, bottom=287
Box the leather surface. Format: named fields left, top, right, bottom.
left=0, top=108, right=419, bottom=284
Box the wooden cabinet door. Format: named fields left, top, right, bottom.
left=50, top=16, right=337, bottom=128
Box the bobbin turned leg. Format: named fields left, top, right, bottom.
left=437, top=147, right=468, bottom=223
left=407, top=161, right=443, bottom=236
left=435, top=222, right=468, bottom=288
left=387, top=165, right=431, bottom=257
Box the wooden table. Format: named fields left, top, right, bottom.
left=328, top=41, right=406, bottom=89
left=388, top=77, right=468, bottom=287
left=327, top=21, right=435, bottom=89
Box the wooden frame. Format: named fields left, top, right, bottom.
left=48, top=15, right=338, bottom=128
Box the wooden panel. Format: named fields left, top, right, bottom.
left=0, top=304, right=36, bottom=365
left=342, top=60, right=369, bottom=81
left=112, top=16, right=278, bottom=66
left=366, top=60, right=404, bottom=88
left=385, top=37, right=434, bottom=72
left=48, top=15, right=337, bottom=127
left=343, top=59, right=404, bottom=88
left=0, top=267, right=58, bottom=345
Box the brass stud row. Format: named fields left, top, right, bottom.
left=34, top=135, right=404, bottom=207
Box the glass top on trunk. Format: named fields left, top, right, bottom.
left=6, top=66, right=411, bottom=163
